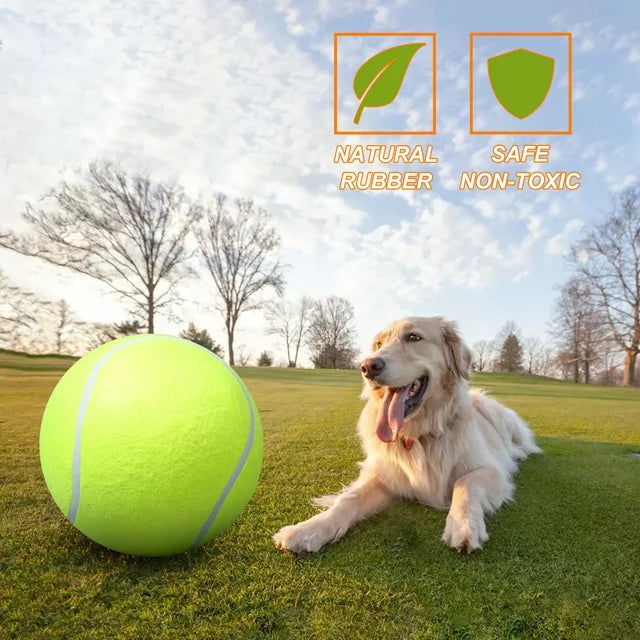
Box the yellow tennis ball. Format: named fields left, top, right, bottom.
left=39, top=334, right=263, bottom=556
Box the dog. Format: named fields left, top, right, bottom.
left=273, top=316, right=541, bottom=554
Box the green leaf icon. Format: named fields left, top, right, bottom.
left=352, top=42, right=426, bottom=125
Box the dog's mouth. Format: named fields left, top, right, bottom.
left=374, top=375, right=429, bottom=444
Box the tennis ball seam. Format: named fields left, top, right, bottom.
left=68, top=335, right=161, bottom=523
left=183, top=339, right=257, bottom=549
left=67, top=335, right=256, bottom=550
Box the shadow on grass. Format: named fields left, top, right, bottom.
left=12, top=434, right=639, bottom=640
left=263, top=436, right=640, bottom=637
left=68, top=434, right=639, bottom=574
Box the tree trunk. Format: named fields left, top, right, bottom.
left=227, top=325, right=235, bottom=366
left=286, top=342, right=292, bottom=368
left=573, top=358, right=579, bottom=383
left=293, top=337, right=302, bottom=368
left=622, top=351, right=636, bottom=387
left=584, top=359, right=590, bottom=385
left=147, top=294, right=154, bottom=334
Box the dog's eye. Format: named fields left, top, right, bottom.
left=373, top=341, right=382, bottom=350
left=406, top=332, right=422, bottom=342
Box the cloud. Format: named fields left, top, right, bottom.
left=573, top=85, right=586, bottom=101
left=0, top=0, right=368, bottom=249
left=283, top=8, right=308, bottom=35
left=2, top=0, right=639, bottom=361
left=612, top=174, right=639, bottom=191
left=338, top=196, right=544, bottom=302
left=623, top=93, right=640, bottom=110
left=329, top=193, right=557, bottom=350
left=545, top=219, right=584, bottom=256
left=372, top=5, right=390, bottom=25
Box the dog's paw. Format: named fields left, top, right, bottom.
left=442, top=512, right=488, bottom=553
left=273, top=515, right=344, bottom=554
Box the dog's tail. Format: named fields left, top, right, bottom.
left=471, top=388, right=542, bottom=460
left=505, top=406, right=543, bottom=459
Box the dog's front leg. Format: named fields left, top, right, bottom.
left=442, top=466, right=512, bottom=553
left=273, top=468, right=392, bottom=554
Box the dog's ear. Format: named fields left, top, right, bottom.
left=442, top=321, right=472, bottom=380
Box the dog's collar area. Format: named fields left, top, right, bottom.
left=401, top=436, right=414, bottom=450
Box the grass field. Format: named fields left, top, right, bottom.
left=1, top=354, right=639, bottom=639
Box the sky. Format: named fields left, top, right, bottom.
left=1, top=0, right=639, bottom=364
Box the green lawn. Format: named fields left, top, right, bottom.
left=1, top=358, right=639, bottom=639
left=0, top=348, right=77, bottom=372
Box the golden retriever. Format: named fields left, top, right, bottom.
left=273, top=316, right=541, bottom=554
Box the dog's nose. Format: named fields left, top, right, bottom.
left=360, top=357, right=385, bottom=379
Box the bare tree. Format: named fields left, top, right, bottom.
left=0, top=160, right=200, bottom=333
left=0, top=270, right=40, bottom=340
left=495, top=320, right=521, bottom=346
left=555, top=349, right=573, bottom=381
left=550, top=279, right=582, bottom=382
left=266, top=296, right=313, bottom=367
left=52, top=299, right=72, bottom=354
left=236, top=344, right=251, bottom=366
left=523, top=335, right=542, bottom=375
left=597, top=343, right=623, bottom=386
left=62, top=318, right=147, bottom=355
left=472, top=340, right=493, bottom=372
left=0, top=276, right=82, bottom=354
left=307, top=296, right=358, bottom=369
left=73, top=322, right=117, bottom=351
left=581, top=305, right=608, bottom=385
left=570, top=187, right=640, bottom=386
left=46, top=301, right=99, bottom=355
left=197, top=195, right=285, bottom=365
left=550, top=276, right=608, bottom=383
left=537, top=346, right=555, bottom=378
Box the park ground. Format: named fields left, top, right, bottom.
left=1, top=350, right=639, bottom=639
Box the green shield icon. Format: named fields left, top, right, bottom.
left=487, top=48, right=554, bottom=119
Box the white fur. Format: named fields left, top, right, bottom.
left=273, top=316, right=541, bottom=554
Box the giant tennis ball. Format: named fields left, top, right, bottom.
left=39, top=334, right=263, bottom=556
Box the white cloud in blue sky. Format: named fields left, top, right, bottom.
left=0, top=0, right=639, bottom=361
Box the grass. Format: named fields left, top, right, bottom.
left=0, top=348, right=76, bottom=372
left=1, top=357, right=639, bottom=639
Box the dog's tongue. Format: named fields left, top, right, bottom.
left=375, top=386, right=409, bottom=443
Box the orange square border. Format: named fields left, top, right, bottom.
left=469, top=32, right=572, bottom=135
left=334, top=32, right=437, bottom=135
